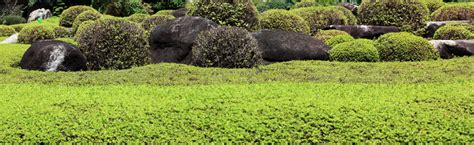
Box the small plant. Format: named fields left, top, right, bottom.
left=18, top=25, right=56, bottom=44
left=375, top=32, right=439, bottom=61
left=0, top=25, right=16, bottom=37
left=326, top=34, right=354, bottom=48
left=329, top=39, right=380, bottom=62
left=431, top=3, right=474, bottom=21
left=314, top=30, right=351, bottom=43
left=72, top=10, right=102, bottom=33
left=259, top=9, right=310, bottom=34
left=433, top=25, right=473, bottom=40
left=60, top=5, right=95, bottom=27
left=141, top=14, right=175, bottom=32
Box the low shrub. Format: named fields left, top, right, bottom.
left=53, top=26, right=72, bottom=38
left=127, top=13, right=150, bottom=23
left=292, top=1, right=317, bottom=9
left=141, top=14, right=175, bottom=32
left=329, top=39, right=379, bottom=62
left=258, top=9, right=310, bottom=34
left=256, top=1, right=292, bottom=12
left=431, top=3, right=474, bottom=21
left=155, top=10, right=174, bottom=15
left=188, top=2, right=259, bottom=31
left=77, top=18, right=149, bottom=70
left=433, top=25, right=473, bottom=40
left=314, top=30, right=351, bottom=43
left=192, top=27, right=261, bottom=68
left=74, top=20, right=95, bottom=40
left=358, top=0, right=429, bottom=35
left=375, top=32, right=438, bottom=61
left=326, top=34, right=354, bottom=48
left=60, top=6, right=95, bottom=27
left=72, top=10, right=102, bottom=33
left=335, top=6, right=357, bottom=25
left=291, top=6, right=349, bottom=34
left=0, top=25, right=16, bottom=37
left=422, top=0, right=444, bottom=13
left=10, top=24, right=27, bottom=32
left=18, top=25, right=56, bottom=44
left=0, top=15, right=26, bottom=25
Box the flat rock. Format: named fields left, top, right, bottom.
left=424, top=20, right=471, bottom=38
left=430, top=40, right=474, bottom=59
left=325, top=25, right=400, bottom=39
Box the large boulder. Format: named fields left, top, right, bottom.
left=27, top=8, right=52, bottom=22
left=430, top=40, right=474, bottom=59
left=149, top=16, right=218, bottom=64
left=20, top=40, right=87, bottom=71
left=325, top=25, right=400, bottom=39
left=252, top=29, right=330, bottom=62
left=424, top=20, right=471, bottom=38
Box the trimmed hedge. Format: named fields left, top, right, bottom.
left=141, top=14, right=175, bottom=32
left=77, top=18, right=149, bottom=70
left=292, top=1, right=317, bottom=9
left=329, top=39, right=379, bottom=62
left=291, top=6, right=349, bottom=35
left=53, top=26, right=72, bottom=38
left=314, top=29, right=351, bottom=43
left=60, top=6, right=95, bottom=27
left=433, top=25, right=474, bottom=40
left=326, top=34, right=354, bottom=48
left=259, top=9, right=310, bottom=34
left=72, top=10, right=102, bottom=33
left=127, top=13, right=150, bottom=23
left=422, top=0, right=445, bottom=13
left=74, top=20, right=95, bottom=40
left=431, top=3, right=474, bottom=21
left=0, top=25, right=16, bottom=37
left=192, top=27, right=261, bottom=68
left=335, top=6, right=357, bottom=25
left=18, top=25, right=55, bottom=44
left=375, top=32, right=438, bottom=61
left=188, top=2, right=259, bottom=31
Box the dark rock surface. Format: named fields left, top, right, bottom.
left=325, top=25, right=400, bottom=39
left=430, top=40, right=474, bottom=59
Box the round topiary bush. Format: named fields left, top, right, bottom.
left=325, top=34, right=354, bottom=48
left=329, top=39, right=379, bottom=62
left=314, top=29, right=351, bottom=43
left=375, top=32, right=439, bottom=61
left=358, top=0, right=429, bottom=34
left=431, top=3, right=474, bottom=21
left=10, top=24, right=25, bottom=32
left=0, top=25, right=16, bottom=37
left=77, top=18, right=149, bottom=70
left=74, top=20, right=95, bottom=40
left=259, top=9, right=310, bottom=34
left=155, top=10, right=174, bottom=15
left=422, top=0, right=445, bottom=13
left=55, top=38, right=78, bottom=46
left=18, top=25, right=55, bottom=44
left=433, top=25, right=474, bottom=40
left=127, top=13, right=150, bottom=23
left=0, top=15, right=26, bottom=25
left=291, top=6, right=349, bottom=35
left=292, top=1, right=317, bottom=9
left=60, top=5, right=95, bottom=27
left=72, top=10, right=102, bottom=33
left=141, top=14, right=175, bottom=32
left=192, top=27, right=261, bottom=68
left=53, top=26, right=72, bottom=38
left=188, top=1, right=259, bottom=31
left=334, top=6, right=357, bottom=25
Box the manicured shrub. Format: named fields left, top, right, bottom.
left=0, top=25, right=16, bottom=37
left=72, top=10, right=102, bottom=33
left=155, top=10, right=174, bottom=15
left=127, top=13, right=150, bottom=23
left=326, top=34, right=354, bottom=48
left=10, top=24, right=25, bottom=32
left=330, top=39, right=379, bottom=62
left=0, top=15, right=26, bottom=25
left=314, top=30, right=351, bottom=43
left=77, top=18, right=149, bottom=70
left=192, top=27, right=261, bottom=68
left=256, top=1, right=292, bottom=12
left=18, top=25, right=56, bottom=44
left=259, top=9, right=310, bottom=34
left=188, top=2, right=259, bottom=31
left=60, top=6, right=95, bottom=27
left=375, top=32, right=438, bottom=61
left=335, top=6, right=357, bottom=25
left=74, top=20, right=95, bottom=40
left=292, top=1, right=317, bottom=9
left=358, top=0, right=429, bottom=34
left=291, top=6, right=349, bottom=34
left=141, top=14, right=175, bottom=32
left=431, top=3, right=474, bottom=21
left=422, top=0, right=444, bottom=13
left=53, top=26, right=72, bottom=38
left=433, top=25, right=473, bottom=40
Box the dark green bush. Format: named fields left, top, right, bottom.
left=422, top=0, right=445, bottom=13
left=259, top=9, right=310, bottom=34
left=18, top=25, right=56, bottom=44
left=141, top=14, right=175, bottom=32
left=127, top=13, right=150, bottom=23
left=188, top=2, right=259, bottom=31
left=72, top=10, right=102, bottom=33
left=74, top=20, right=95, bottom=40
left=326, top=34, right=354, bottom=47
left=314, top=30, right=351, bottom=43
left=102, top=0, right=152, bottom=17
left=0, top=15, right=26, bottom=25
left=77, top=18, right=149, bottom=70
left=358, top=0, right=429, bottom=35
left=192, top=27, right=261, bottom=68
left=0, top=25, right=16, bottom=37
left=431, top=3, right=474, bottom=21
left=53, top=26, right=72, bottom=38
left=433, top=25, right=473, bottom=40
left=60, top=6, right=95, bottom=27
left=292, top=1, right=317, bottom=9
left=256, top=1, right=292, bottom=12
left=335, top=6, right=357, bottom=25
left=375, top=32, right=438, bottom=61
left=291, top=6, right=349, bottom=35
left=330, top=39, right=379, bottom=62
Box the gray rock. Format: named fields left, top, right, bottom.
left=252, top=29, right=330, bottom=62
left=28, top=8, right=52, bottom=23
left=325, top=25, right=400, bottom=39
left=424, top=20, right=471, bottom=38
left=430, top=40, right=474, bottom=59
left=0, top=33, right=18, bottom=44
left=171, top=8, right=188, bottom=18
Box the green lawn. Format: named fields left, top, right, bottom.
left=0, top=43, right=473, bottom=142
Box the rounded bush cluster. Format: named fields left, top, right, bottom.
left=74, top=20, right=95, bottom=40
left=292, top=1, right=317, bottom=9
left=431, top=3, right=474, bottom=21
left=188, top=2, right=259, bottom=31
left=60, top=5, right=95, bottom=27
left=0, top=25, right=16, bottom=37
left=433, top=25, right=474, bottom=40
left=127, top=13, right=150, bottom=23
left=291, top=6, right=350, bottom=35
left=141, top=14, right=175, bottom=32
left=358, top=0, right=429, bottom=34
left=375, top=32, right=438, bottom=61
left=314, top=29, right=351, bottom=43
left=326, top=34, right=354, bottom=48
left=10, top=24, right=25, bottom=32
left=259, top=9, right=310, bottom=34
left=330, top=39, right=380, bottom=62
left=72, top=10, right=102, bottom=33
left=0, top=15, right=26, bottom=25
left=155, top=10, right=174, bottom=15
left=18, top=25, right=55, bottom=44
left=422, top=0, right=445, bottom=13
left=53, top=26, right=72, bottom=38
left=334, top=6, right=357, bottom=25
left=192, top=27, right=261, bottom=68
left=77, top=18, right=149, bottom=70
